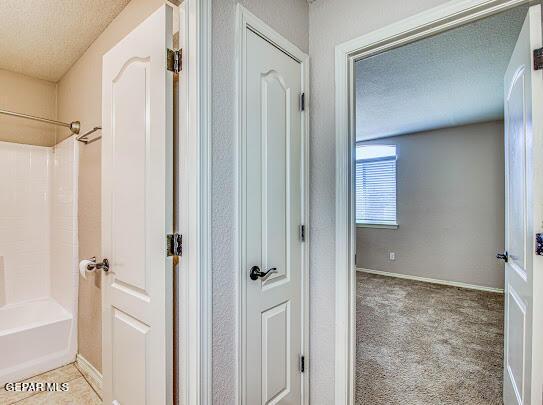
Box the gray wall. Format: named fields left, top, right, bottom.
left=356, top=121, right=505, bottom=289
left=211, top=1, right=309, bottom=403
left=308, top=0, right=451, bottom=401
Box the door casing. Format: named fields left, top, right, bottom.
left=335, top=0, right=542, bottom=404
left=236, top=5, right=310, bottom=404
left=176, top=1, right=213, bottom=404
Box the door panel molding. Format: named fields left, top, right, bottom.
left=261, top=301, right=291, bottom=404
left=261, top=70, right=291, bottom=289
left=506, top=284, right=527, bottom=404
left=236, top=5, right=310, bottom=404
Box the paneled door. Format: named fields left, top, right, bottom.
left=102, top=5, right=174, bottom=405
left=242, top=20, right=307, bottom=405
left=502, top=4, right=543, bottom=404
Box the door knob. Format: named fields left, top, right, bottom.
left=87, top=257, right=110, bottom=272
left=496, top=251, right=508, bottom=263
left=249, top=266, right=277, bottom=281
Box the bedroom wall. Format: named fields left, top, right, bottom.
left=56, top=0, right=164, bottom=373
left=356, top=121, right=505, bottom=289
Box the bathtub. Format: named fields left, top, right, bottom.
left=0, top=298, right=75, bottom=385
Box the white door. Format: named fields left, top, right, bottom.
left=503, top=5, right=543, bottom=404
left=244, top=27, right=305, bottom=404
left=102, top=6, right=174, bottom=405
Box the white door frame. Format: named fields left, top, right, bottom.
left=236, top=5, right=310, bottom=404
left=177, top=0, right=212, bottom=404
left=334, top=0, right=533, bottom=403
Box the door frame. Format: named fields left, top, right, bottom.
left=334, top=0, right=534, bottom=404
left=236, top=5, right=310, bottom=404
left=177, top=0, right=212, bottom=404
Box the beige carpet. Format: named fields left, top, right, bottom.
left=356, top=272, right=504, bottom=405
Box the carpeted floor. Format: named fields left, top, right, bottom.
left=356, top=272, right=504, bottom=405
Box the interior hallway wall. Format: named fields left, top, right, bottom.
left=56, top=0, right=164, bottom=372
left=0, top=69, right=57, bottom=146
left=308, top=0, right=452, bottom=402
left=356, top=121, right=505, bottom=289
left=211, top=1, right=308, bottom=403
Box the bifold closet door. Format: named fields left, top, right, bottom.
left=101, top=5, right=174, bottom=405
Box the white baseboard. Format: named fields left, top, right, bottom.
left=75, top=353, right=102, bottom=399
left=357, top=268, right=504, bottom=293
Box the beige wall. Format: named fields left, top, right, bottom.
left=356, top=121, right=505, bottom=289
left=0, top=69, right=57, bottom=146
left=56, top=0, right=164, bottom=372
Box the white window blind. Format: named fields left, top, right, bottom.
left=355, top=145, right=397, bottom=226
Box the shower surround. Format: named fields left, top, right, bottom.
left=0, top=137, right=79, bottom=385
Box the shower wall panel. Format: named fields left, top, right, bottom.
left=0, top=141, right=52, bottom=304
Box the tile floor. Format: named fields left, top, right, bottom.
left=0, top=364, right=100, bottom=404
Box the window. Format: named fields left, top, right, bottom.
left=355, top=144, right=398, bottom=228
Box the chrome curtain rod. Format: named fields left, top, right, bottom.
left=0, top=108, right=81, bottom=134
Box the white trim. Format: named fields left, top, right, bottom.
left=357, top=268, right=504, bottom=293
left=178, top=0, right=212, bottom=404
left=236, top=5, right=310, bottom=404
left=356, top=223, right=398, bottom=229
left=75, top=354, right=103, bottom=398
left=334, top=1, right=530, bottom=404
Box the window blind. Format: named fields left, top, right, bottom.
left=355, top=155, right=397, bottom=224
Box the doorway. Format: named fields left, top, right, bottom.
left=335, top=1, right=543, bottom=404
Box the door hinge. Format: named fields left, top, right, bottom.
left=534, top=48, right=543, bottom=70
left=300, top=355, right=305, bottom=373
left=300, top=93, right=305, bottom=111
left=299, top=225, right=306, bottom=242
left=536, top=233, right=543, bottom=255
left=166, top=233, right=182, bottom=256
left=167, top=48, right=182, bottom=73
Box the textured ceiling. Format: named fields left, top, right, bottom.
left=355, top=6, right=527, bottom=140
left=0, top=0, right=131, bottom=82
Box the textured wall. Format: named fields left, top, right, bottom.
left=0, top=69, right=57, bottom=146
left=211, top=0, right=308, bottom=403
left=308, top=0, right=452, bottom=402
left=56, top=0, right=164, bottom=372
left=356, top=121, right=505, bottom=289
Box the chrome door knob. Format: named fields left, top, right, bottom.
left=87, top=257, right=110, bottom=272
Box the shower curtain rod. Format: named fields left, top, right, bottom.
left=0, top=108, right=80, bottom=134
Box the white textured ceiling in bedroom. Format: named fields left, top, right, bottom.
left=0, top=0, right=130, bottom=82
left=355, top=6, right=527, bottom=140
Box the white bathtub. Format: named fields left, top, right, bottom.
left=0, top=298, right=75, bottom=385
